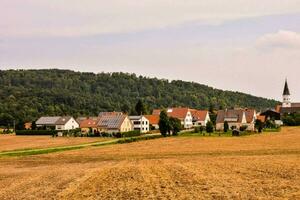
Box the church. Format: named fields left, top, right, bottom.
left=278, top=79, right=300, bottom=114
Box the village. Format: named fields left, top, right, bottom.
left=16, top=79, right=300, bottom=137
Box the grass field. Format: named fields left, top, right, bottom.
left=0, top=127, right=299, bottom=199
left=0, top=134, right=110, bottom=152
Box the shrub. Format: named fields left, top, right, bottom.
left=206, top=121, right=214, bottom=134
left=122, top=130, right=141, bottom=138
left=239, top=125, right=248, bottom=132
left=224, top=121, right=229, bottom=133
left=16, top=130, right=57, bottom=136
left=232, top=129, right=240, bottom=136
left=194, top=126, right=200, bottom=133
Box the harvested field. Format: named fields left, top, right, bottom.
left=0, top=134, right=109, bottom=152
left=0, top=127, right=299, bottom=199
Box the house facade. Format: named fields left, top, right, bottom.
left=144, top=115, right=160, bottom=130
left=129, top=116, right=150, bottom=133
left=153, top=107, right=193, bottom=129
left=97, top=112, right=133, bottom=133
left=190, top=110, right=210, bottom=126
left=216, top=109, right=256, bottom=131
left=36, top=116, right=79, bottom=131
left=79, top=118, right=98, bottom=133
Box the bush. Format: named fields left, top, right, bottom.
left=224, top=121, right=229, bottom=133
left=194, top=126, right=200, bottom=133
left=206, top=121, right=214, bottom=134
left=232, top=129, right=240, bottom=136
left=122, top=130, right=141, bottom=138
left=239, top=125, right=248, bottom=132
left=16, top=130, right=57, bottom=135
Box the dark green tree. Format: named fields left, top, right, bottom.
left=255, top=119, right=264, bottom=133
left=135, top=99, right=146, bottom=115
left=121, top=104, right=130, bottom=114
left=169, top=117, right=182, bottom=136
left=206, top=121, right=214, bottom=135
left=224, top=121, right=229, bottom=133
left=159, top=110, right=170, bottom=137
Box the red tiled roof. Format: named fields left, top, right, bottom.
left=144, top=115, right=160, bottom=125
left=152, top=109, right=161, bottom=115
left=152, top=108, right=190, bottom=120
left=190, top=109, right=208, bottom=121
left=245, top=109, right=256, bottom=123
left=80, top=118, right=98, bottom=128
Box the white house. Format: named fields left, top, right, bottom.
left=55, top=116, right=79, bottom=131
left=36, top=116, right=79, bottom=131
left=216, top=109, right=256, bottom=131
left=129, top=116, right=150, bottom=133
left=190, top=110, right=210, bottom=126
left=153, top=107, right=193, bottom=129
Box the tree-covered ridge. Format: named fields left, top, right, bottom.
left=0, top=69, right=278, bottom=127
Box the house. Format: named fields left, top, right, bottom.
left=97, top=112, right=133, bottom=133
left=279, top=79, right=300, bottom=115
left=24, top=122, right=32, bottom=130
left=79, top=118, right=99, bottom=133
left=190, top=110, right=210, bottom=126
left=129, top=116, right=150, bottom=133
left=153, top=107, right=193, bottom=129
left=260, top=110, right=281, bottom=121
left=36, top=116, right=79, bottom=131
left=216, top=109, right=256, bottom=131
left=144, top=115, right=160, bottom=130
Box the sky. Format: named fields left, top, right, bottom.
left=1, top=0, right=300, bottom=101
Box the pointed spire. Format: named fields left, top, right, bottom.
left=283, top=78, right=290, bottom=95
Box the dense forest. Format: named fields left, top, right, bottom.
left=0, top=69, right=278, bottom=127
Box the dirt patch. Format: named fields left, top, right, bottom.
left=0, top=127, right=299, bottom=199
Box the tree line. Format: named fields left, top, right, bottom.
left=0, top=69, right=278, bottom=128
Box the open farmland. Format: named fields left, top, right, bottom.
left=0, top=134, right=110, bottom=152
left=0, top=127, right=300, bottom=199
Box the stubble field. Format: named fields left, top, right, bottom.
left=0, top=127, right=299, bottom=199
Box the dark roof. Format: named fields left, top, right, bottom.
left=216, top=110, right=244, bottom=123
left=36, top=116, right=61, bottom=125
left=36, top=116, right=75, bottom=126
left=97, top=114, right=127, bottom=129
left=280, top=107, right=300, bottom=114
left=55, top=116, right=73, bottom=125
left=283, top=79, right=290, bottom=95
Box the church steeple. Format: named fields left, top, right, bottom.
left=283, top=79, right=290, bottom=95
left=282, top=78, right=291, bottom=108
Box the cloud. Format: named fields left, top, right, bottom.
left=1, top=0, right=300, bottom=37
left=256, top=30, right=300, bottom=49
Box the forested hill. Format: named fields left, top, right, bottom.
left=0, top=69, right=278, bottom=126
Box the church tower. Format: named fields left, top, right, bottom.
left=282, top=79, right=291, bottom=108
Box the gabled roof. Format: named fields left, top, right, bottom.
left=291, top=103, right=300, bottom=107
left=216, top=110, right=244, bottom=123
left=98, top=112, right=123, bottom=117
left=280, top=107, right=300, bottom=114
left=55, top=116, right=73, bottom=125
left=144, top=115, right=160, bottom=125
left=190, top=109, right=208, bottom=121
left=76, top=116, right=98, bottom=124
left=80, top=118, right=98, bottom=128
left=36, top=116, right=61, bottom=125
left=97, top=113, right=128, bottom=129
left=245, top=109, right=256, bottom=123
left=152, top=107, right=190, bottom=120
left=283, top=79, right=290, bottom=95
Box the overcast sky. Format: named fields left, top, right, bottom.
left=1, top=0, right=300, bottom=101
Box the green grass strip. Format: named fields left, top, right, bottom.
left=0, top=134, right=163, bottom=157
